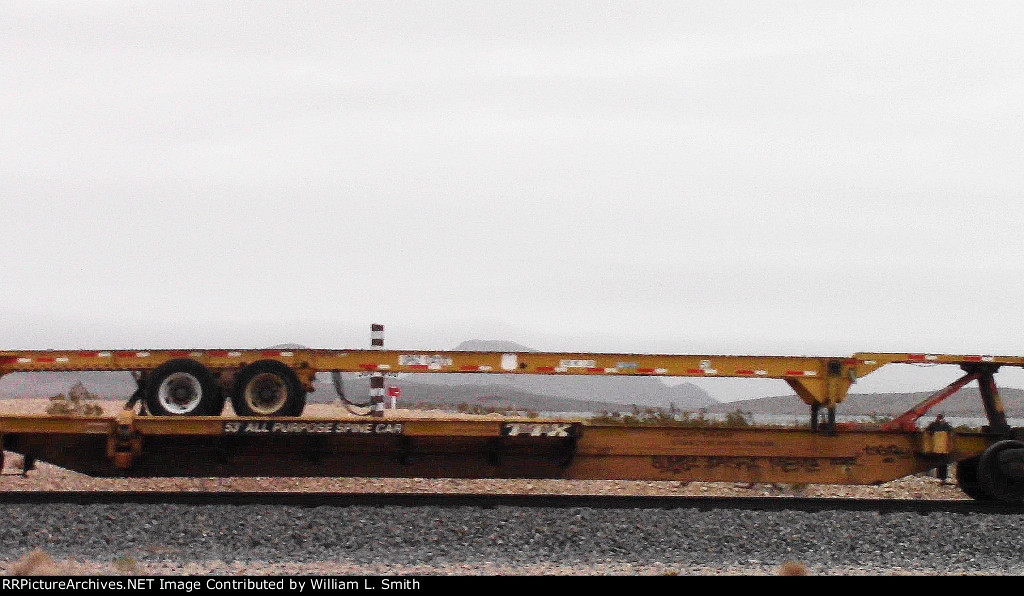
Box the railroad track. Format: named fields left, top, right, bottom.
left=0, top=490, right=1017, bottom=514
left=3, top=490, right=1023, bottom=575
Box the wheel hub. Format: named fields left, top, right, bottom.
left=245, top=373, right=287, bottom=415
left=158, top=373, right=202, bottom=414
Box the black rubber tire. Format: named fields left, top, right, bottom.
left=956, top=457, right=992, bottom=501
left=231, top=360, right=306, bottom=417
left=144, top=359, right=222, bottom=417
left=977, top=440, right=1024, bottom=504
left=284, top=389, right=307, bottom=417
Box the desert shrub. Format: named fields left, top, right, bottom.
left=112, top=556, right=143, bottom=575
left=724, top=408, right=753, bottom=427
left=778, top=560, right=809, bottom=576
left=45, top=382, right=103, bottom=416
left=591, top=406, right=755, bottom=428
left=7, top=550, right=63, bottom=576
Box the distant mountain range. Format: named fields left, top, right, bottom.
left=383, top=340, right=714, bottom=411
left=1, top=339, right=1021, bottom=418
left=713, top=387, right=1024, bottom=418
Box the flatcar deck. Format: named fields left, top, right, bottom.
left=0, top=412, right=992, bottom=487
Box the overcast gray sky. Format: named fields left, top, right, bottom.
left=3, top=1, right=1024, bottom=400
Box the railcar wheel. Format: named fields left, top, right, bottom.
left=144, top=359, right=222, bottom=417
left=231, top=360, right=306, bottom=417
left=977, top=440, right=1024, bottom=504
left=956, top=457, right=992, bottom=501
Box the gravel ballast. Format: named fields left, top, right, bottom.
left=2, top=498, right=1022, bottom=575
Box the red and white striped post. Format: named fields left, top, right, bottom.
left=369, top=324, right=385, bottom=417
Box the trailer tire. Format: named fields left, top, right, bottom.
left=231, top=360, right=306, bottom=417
left=284, top=389, right=307, bottom=417
left=977, top=440, right=1024, bottom=503
left=144, top=359, right=222, bottom=417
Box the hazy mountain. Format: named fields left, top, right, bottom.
left=0, top=371, right=137, bottom=399
left=310, top=339, right=716, bottom=411
left=708, top=387, right=1024, bottom=418
left=312, top=374, right=635, bottom=413
left=398, top=339, right=716, bottom=409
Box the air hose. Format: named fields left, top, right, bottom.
left=332, top=371, right=373, bottom=416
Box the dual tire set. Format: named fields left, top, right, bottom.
left=143, top=359, right=306, bottom=417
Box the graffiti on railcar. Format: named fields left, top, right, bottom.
left=651, top=454, right=859, bottom=475
left=706, top=456, right=761, bottom=471
left=771, top=456, right=858, bottom=473
left=863, top=444, right=909, bottom=462
left=651, top=455, right=703, bottom=472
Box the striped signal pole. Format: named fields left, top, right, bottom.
left=370, top=324, right=385, bottom=417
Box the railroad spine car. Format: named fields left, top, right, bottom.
left=2, top=332, right=1023, bottom=504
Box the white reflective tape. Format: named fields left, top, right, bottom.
left=228, top=351, right=241, bottom=357
left=755, top=370, right=767, bottom=375
left=925, top=355, right=938, bottom=360
left=478, top=365, right=492, bottom=371
left=604, top=367, right=618, bottom=373
left=804, top=370, right=816, bottom=376
left=983, top=356, right=994, bottom=362
left=500, top=354, right=518, bottom=371
left=56, top=357, right=69, bottom=363
left=190, top=352, right=203, bottom=358
left=281, top=351, right=293, bottom=357
left=17, top=358, right=30, bottom=363
left=136, top=352, right=150, bottom=357
left=378, top=365, right=390, bottom=370
left=98, top=352, right=111, bottom=358
left=554, top=367, right=568, bottom=373
left=655, top=368, right=667, bottom=374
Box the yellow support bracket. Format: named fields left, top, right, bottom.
left=785, top=359, right=855, bottom=407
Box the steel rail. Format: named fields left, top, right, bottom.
left=0, top=490, right=1017, bottom=514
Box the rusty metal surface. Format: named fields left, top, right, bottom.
left=0, top=414, right=996, bottom=485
